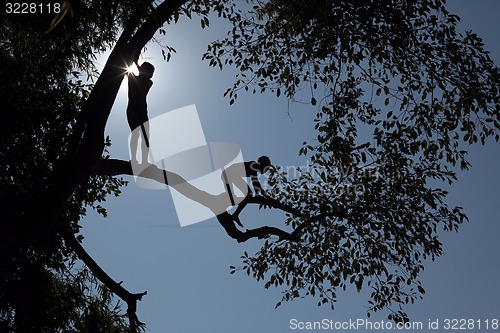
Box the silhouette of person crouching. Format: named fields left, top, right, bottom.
left=221, top=156, right=272, bottom=227
left=127, top=62, right=155, bottom=165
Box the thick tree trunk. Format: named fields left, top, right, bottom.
left=0, top=0, right=190, bottom=255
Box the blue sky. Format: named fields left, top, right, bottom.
left=82, top=1, right=500, bottom=332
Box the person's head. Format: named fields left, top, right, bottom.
left=139, top=62, right=155, bottom=78
left=257, top=155, right=272, bottom=173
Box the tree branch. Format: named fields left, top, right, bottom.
left=114, top=0, right=154, bottom=56
left=125, top=0, right=190, bottom=63
left=216, top=212, right=299, bottom=243
left=95, top=159, right=348, bottom=243
left=95, top=158, right=134, bottom=176
left=60, top=227, right=147, bottom=333
left=245, top=195, right=301, bottom=216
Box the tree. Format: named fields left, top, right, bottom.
left=1, top=0, right=498, bottom=331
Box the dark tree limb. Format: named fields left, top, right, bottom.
left=95, top=159, right=348, bottom=242
left=216, top=212, right=299, bottom=243
left=291, top=211, right=349, bottom=239
left=245, top=195, right=301, bottom=216
left=60, top=227, right=147, bottom=333
left=95, top=158, right=134, bottom=176
left=125, top=0, right=190, bottom=62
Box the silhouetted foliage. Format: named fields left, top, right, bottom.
left=204, top=0, right=499, bottom=321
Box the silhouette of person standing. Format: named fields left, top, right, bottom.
left=221, top=156, right=272, bottom=227
left=127, top=62, right=155, bottom=165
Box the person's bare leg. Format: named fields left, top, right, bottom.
left=231, top=195, right=251, bottom=228
left=228, top=177, right=251, bottom=227
left=140, top=122, right=150, bottom=164
left=129, top=129, right=140, bottom=165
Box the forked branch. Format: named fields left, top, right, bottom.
left=95, top=158, right=348, bottom=242
left=60, top=227, right=147, bottom=332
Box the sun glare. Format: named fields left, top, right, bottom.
left=126, top=63, right=139, bottom=75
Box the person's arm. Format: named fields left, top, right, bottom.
left=251, top=174, right=263, bottom=195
